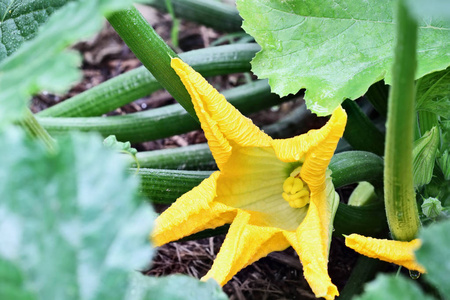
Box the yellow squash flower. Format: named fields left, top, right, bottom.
left=345, top=234, right=426, bottom=273
left=151, top=58, right=347, bottom=300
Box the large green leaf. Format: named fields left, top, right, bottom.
left=416, top=219, right=450, bottom=297
left=0, top=0, right=133, bottom=127
left=0, top=0, right=72, bottom=62
left=237, top=0, right=450, bottom=116
left=355, top=274, right=433, bottom=300
left=0, top=127, right=155, bottom=300
left=405, top=0, right=450, bottom=20
left=416, top=67, right=450, bottom=119
left=132, top=274, right=229, bottom=300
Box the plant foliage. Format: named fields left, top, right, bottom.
left=238, top=0, right=450, bottom=115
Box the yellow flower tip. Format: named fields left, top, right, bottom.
left=323, top=285, right=339, bottom=300
left=331, top=105, right=348, bottom=126
left=345, top=234, right=426, bottom=273
left=171, top=56, right=272, bottom=169
left=200, top=272, right=226, bottom=286
left=170, top=57, right=186, bottom=72
left=150, top=220, right=169, bottom=247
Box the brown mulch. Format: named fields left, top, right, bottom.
left=146, top=236, right=358, bottom=300
left=33, top=4, right=361, bottom=299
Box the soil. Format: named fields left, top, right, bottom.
left=33, top=4, right=362, bottom=299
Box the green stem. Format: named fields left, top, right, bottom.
left=384, top=0, right=420, bottom=241
left=39, top=80, right=293, bottom=143
left=342, top=99, right=385, bottom=156
left=128, top=143, right=215, bottom=170
left=107, top=6, right=197, bottom=121
left=18, top=109, right=56, bottom=152
left=138, top=168, right=212, bottom=203
left=38, top=44, right=259, bottom=118
left=145, top=0, right=242, bottom=33
left=164, top=0, right=180, bottom=48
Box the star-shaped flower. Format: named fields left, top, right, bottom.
left=345, top=234, right=425, bottom=273
left=151, top=58, right=347, bottom=300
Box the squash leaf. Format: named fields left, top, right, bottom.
left=416, top=219, right=450, bottom=297
left=0, top=0, right=134, bottom=127
left=237, top=0, right=450, bottom=116
left=0, top=0, right=73, bottom=62
left=0, top=128, right=155, bottom=300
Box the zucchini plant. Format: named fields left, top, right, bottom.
left=0, top=0, right=449, bottom=299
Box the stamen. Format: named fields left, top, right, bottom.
left=282, top=166, right=310, bottom=208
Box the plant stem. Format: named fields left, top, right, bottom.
left=38, top=44, right=259, bottom=118
left=164, top=0, right=180, bottom=48
left=384, top=0, right=420, bottom=241
left=128, top=143, right=216, bottom=170
left=18, top=109, right=56, bottom=152
left=145, top=0, right=243, bottom=33
left=39, top=80, right=293, bottom=143
left=107, top=6, right=197, bottom=122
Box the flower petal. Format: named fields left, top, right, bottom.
left=202, top=210, right=290, bottom=285
left=301, top=107, right=347, bottom=193
left=151, top=172, right=236, bottom=246
left=171, top=58, right=272, bottom=169
left=216, top=146, right=307, bottom=231
left=345, top=234, right=426, bottom=273
left=285, top=173, right=340, bottom=300
left=271, top=106, right=347, bottom=191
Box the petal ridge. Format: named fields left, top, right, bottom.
left=202, top=210, right=290, bottom=285
left=171, top=58, right=272, bottom=168
left=151, top=172, right=236, bottom=246
left=345, top=234, right=426, bottom=273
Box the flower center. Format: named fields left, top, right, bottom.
left=282, top=165, right=310, bottom=208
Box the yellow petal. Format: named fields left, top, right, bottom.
left=271, top=106, right=347, bottom=163
left=202, top=210, right=290, bottom=285
left=302, top=107, right=347, bottom=192
left=151, top=172, right=236, bottom=246
left=345, top=234, right=426, bottom=273
left=171, top=58, right=272, bottom=169
left=271, top=106, right=347, bottom=194
left=215, top=146, right=307, bottom=231
left=285, top=173, right=340, bottom=300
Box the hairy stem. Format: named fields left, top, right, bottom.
left=384, top=0, right=420, bottom=241
left=107, top=6, right=197, bottom=121
left=18, top=109, right=56, bottom=152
